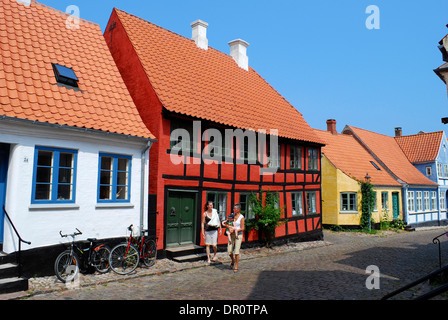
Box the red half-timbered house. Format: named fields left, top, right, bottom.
left=104, top=9, right=325, bottom=255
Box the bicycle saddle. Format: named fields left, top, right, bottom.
left=87, top=238, right=97, bottom=242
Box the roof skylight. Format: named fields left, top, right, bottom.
left=52, top=63, right=79, bottom=88
left=370, top=161, right=381, bottom=171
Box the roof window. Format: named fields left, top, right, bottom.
left=370, top=161, right=381, bottom=171
left=52, top=63, right=79, bottom=88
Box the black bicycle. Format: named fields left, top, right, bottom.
left=54, top=229, right=111, bottom=283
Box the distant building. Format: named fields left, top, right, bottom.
left=343, top=126, right=440, bottom=227
left=315, top=120, right=402, bottom=228
left=395, top=130, right=448, bottom=225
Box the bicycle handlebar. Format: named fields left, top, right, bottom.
left=59, top=228, right=82, bottom=238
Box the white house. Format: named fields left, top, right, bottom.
left=0, top=0, right=156, bottom=277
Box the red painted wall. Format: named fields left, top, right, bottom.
left=105, top=11, right=322, bottom=251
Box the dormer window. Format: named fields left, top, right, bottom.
left=52, top=63, right=79, bottom=88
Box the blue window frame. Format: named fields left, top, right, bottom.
left=98, top=153, right=132, bottom=202
left=32, top=146, right=77, bottom=204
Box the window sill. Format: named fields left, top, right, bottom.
left=29, top=203, right=80, bottom=211
left=339, top=211, right=359, bottom=214
left=95, top=203, right=135, bottom=209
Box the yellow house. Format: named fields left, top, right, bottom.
left=315, top=120, right=402, bottom=227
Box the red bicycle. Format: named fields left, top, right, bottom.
left=109, top=224, right=157, bottom=275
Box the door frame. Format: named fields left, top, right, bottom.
left=164, top=188, right=198, bottom=248
left=0, top=144, right=10, bottom=244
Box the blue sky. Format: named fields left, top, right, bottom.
left=39, top=0, right=448, bottom=136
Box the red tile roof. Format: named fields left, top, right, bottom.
left=0, top=0, right=155, bottom=140
left=314, top=129, right=401, bottom=186
left=344, top=126, right=437, bottom=186
left=395, top=131, right=443, bottom=163
left=110, top=8, right=323, bottom=145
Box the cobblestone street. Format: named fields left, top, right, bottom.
left=20, top=228, right=448, bottom=301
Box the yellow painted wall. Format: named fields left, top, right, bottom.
left=322, top=156, right=402, bottom=227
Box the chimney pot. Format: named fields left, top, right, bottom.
left=229, top=39, right=249, bottom=71
left=191, top=20, right=208, bottom=50
left=395, top=127, right=402, bottom=137
left=326, top=119, right=337, bottom=135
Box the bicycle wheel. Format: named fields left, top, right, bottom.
left=54, top=250, right=80, bottom=283
left=109, top=243, right=139, bottom=275
left=141, top=239, right=157, bottom=267
left=91, top=246, right=111, bottom=273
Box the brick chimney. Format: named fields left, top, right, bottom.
left=191, top=20, right=209, bottom=50
left=326, top=119, right=337, bottom=135
left=229, top=39, right=249, bottom=71
left=395, top=127, right=402, bottom=137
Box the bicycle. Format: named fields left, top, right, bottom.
left=54, top=228, right=111, bottom=283
left=109, top=224, right=157, bottom=275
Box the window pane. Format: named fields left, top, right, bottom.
left=58, top=168, right=73, bottom=184
left=116, top=186, right=128, bottom=200
left=35, top=184, right=51, bottom=200
left=117, top=171, right=128, bottom=186
left=118, top=158, right=128, bottom=171
left=100, top=171, right=112, bottom=185
left=101, top=157, right=113, bottom=170
left=59, top=153, right=73, bottom=168
left=37, top=151, right=53, bottom=166
left=349, top=194, right=356, bottom=210
left=100, top=186, right=112, bottom=200
left=341, top=194, right=348, bottom=211
left=58, top=184, right=72, bottom=200
left=36, top=167, right=52, bottom=183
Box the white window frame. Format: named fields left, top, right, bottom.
left=306, top=191, right=317, bottom=214
left=381, top=192, right=389, bottom=210
left=424, top=191, right=430, bottom=211
left=416, top=191, right=423, bottom=212
left=432, top=191, right=437, bottom=211
left=407, top=191, right=415, bottom=213
left=440, top=191, right=446, bottom=211
left=291, top=192, right=303, bottom=217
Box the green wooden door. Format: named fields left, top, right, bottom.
left=392, top=192, right=400, bottom=220
left=166, top=191, right=197, bottom=246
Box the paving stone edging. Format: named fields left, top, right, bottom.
left=26, top=239, right=333, bottom=298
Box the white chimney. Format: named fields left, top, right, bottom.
left=229, top=39, right=249, bottom=71
left=191, top=20, right=209, bottom=50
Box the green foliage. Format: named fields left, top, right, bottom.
left=359, top=180, right=376, bottom=230
left=390, top=219, right=406, bottom=230
left=245, top=190, right=285, bottom=247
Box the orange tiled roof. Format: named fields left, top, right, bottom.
left=395, top=131, right=443, bottom=163
left=344, top=126, right=437, bottom=186
left=314, top=129, right=401, bottom=186
left=111, top=9, right=323, bottom=145
left=0, top=0, right=155, bottom=140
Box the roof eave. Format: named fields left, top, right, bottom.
left=0, top=115, right=157, bottom=143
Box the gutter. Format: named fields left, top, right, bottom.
left=140, top=140, right=153, bottom=235
left=0, top=115, right=155, bottom=143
